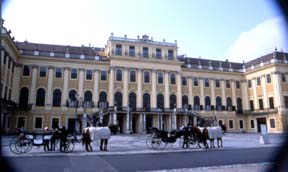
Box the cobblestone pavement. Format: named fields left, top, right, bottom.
left=1, top=133, right=286, bottom=157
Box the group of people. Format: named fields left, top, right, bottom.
left=43, top=126, right=68, bottom=152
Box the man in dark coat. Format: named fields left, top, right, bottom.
left=60, top=126, right=68, bottom=152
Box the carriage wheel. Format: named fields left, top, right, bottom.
left=60, top=140, right=74, bottom=153
left=151, top=136, right=167, bottom=150
left=9, top=136, right=21, bottom=154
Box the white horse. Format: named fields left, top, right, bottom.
left=84, top=126, right=111, bottom=141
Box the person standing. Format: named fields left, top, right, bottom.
left=82, top=128, right=92, bottom=152
left=60, top=126, right=68, bottom=152
left=43, top=127, right=52, bottom=151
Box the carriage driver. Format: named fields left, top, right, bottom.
left=182, top=123, right=192, bottom=149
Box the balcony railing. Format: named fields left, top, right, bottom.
left=66, top=100, right=94, bottom=108
left=237, top=108, right=278, bottom=115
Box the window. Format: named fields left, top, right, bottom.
left=170, top=73, right=176, bottom=85
left=281, top=73, right=286, bottom=82
left=259, top=99, right=264, bottom=110
left=144, top=71, right=150, bottom=83
left=168, top=50, right=174, bottom=60
left=129, top=46, right=135, bottom=56
left=157, top=94, right=164, bottom=110
left=218, top=120, right=223, bottom=126
left=156, top=48, right=162, bottom=58
left=248, top=80, right=252, bottom=88
left=23, top=65, right=30, bottom=76
left=250, top=120, right=255, bottom=128
left=84, top=91, right=92, bottom=102
left=36, top=88, right=45, bottom=106
left=8, top=59, right=11, bottom=69
left=53, top=89, right=62, bottom=107
left=116, top=69, right=122, bottom=81
left=143, top=47, right=149, bottom=58
left=99, top=91, right=107, bottom=102
left=237, top=98, right=243, bottom=113
left=205, top=96, right=211, bottom=111
left=204, top=78, right=209, bottom=87
left=19, top=87, right=29, bottom=108
left=182, top=77, right=187, bottom=86
left=249, top=100, right=254, bottom=111
left=269, top=97, right=274, bottom=109
left=270, top=119, right=275, bottom=128
left=193, top=78, right=198, bottom=86
left=34, top=117, right=43, bottom=129
left=170, top=94, right=177, bottom=109
left=216, top=96, right=222, bottom=111
left=17, top=117, right=25, bottom=128
left=69, top=90, right=77, bottom=101
left=266, top=74, right=271, bottom=83
left=215, top=79, right=220, bottom=88
left=284, top=96, right=288, bottom=109
left=86, top=69, right=92, bottom=80
left=39, top=66, right=47, bottom=77
left=116, top=44, right=122, bottom=55
left=158, top=72, right=163, bottom=84
left=130, top=70, right=136, bottom=82
left=52, top=118, right=59, bottom=129
left=101, top=71, right=107, bottom=81
left=143, top=93, right=151, bottom=110
left=226, top=97, right=232, bottom=111
left=239, top=120, right=244, bottom=129
left=182, top=95, right=188, bottom=108
left=55, top=67, right=62, bottom=78
left=226, top=80, right=230, bottom=88
left=194, top=96, right=200, bottom=110
left=71, top=68, right=78, bottom=79
left=129, top=93, right=137, bottom=111
left=236, top=80, right=240, bottom=89
left=257, top=77, right=261, bottom=86
left=229, top=120, right=234, bottom=129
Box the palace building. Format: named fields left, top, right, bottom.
left=1, top=25, right=288, bottom=134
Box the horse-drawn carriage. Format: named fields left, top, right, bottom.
left=9, top=128, right=75, bottom=154
left=146, top=125, right=224, bottom=150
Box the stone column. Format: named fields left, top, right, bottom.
left=6, top=61, right=13, bottom=98
left=137, top=68, right=143, bottom=109
left=11, top=64, right=21, bottom=103
left=139, top=113, right=143, bottom=133
left=143, top=113, right=146, bottom=133
left=109, top=66, right=115, bottom=107
left=123, top=67, right=128, bottom=108
left=93, top=69, right=99, bottom=110
left=241, top=80, right=249, bottom=110
left=61, top=67, right=69, bottom=110
left=261, top=75, right=268, bottom=109
left=176, top=72, right=182, bottom=108
left=210, top=78, right=215, bottom=107
left=252, top=77, right=258, bottom=110
left=151, top=69, right=157, bottom=109
left=29, top=65, right=38, bottom=108
left=188, top=77, right=193, bottom=106
left=199, top=77, right=204, bottom=107
left=78, top=68, right=85, bottom=98
left=1, top=55, right=8, bottom=98
left=164, top=71, right=170, bottom=109
left=231, top=80, right=236, bottom=107
left=45, top=66, right=54, bottom=110
left=221, top=79, right=226, bottom=107
left=272, top=72, right=284, bottom=111
left=126, top=110, right=130, bottom=133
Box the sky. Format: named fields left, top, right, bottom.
left=2, top=0, right=288, bottom=62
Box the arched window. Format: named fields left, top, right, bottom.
left=216, top=96, right=222, bottom=111
left=170, top=94, right=177, bottom=109
left=114, top=92, right=123, bottom=108
left=157, top=94, right=164, bottom=110
left=84, top=91, right=92, bottom=102
left=69, top=90, right=77, bottom=101
left=194, top=96, right=200, bottom=110
left=170, top=73, right=176, bottom=85
left=19, top=87, right=29, bottom=108
left=99, top=91, right=107, bottom=102
left=205, top=96, right=211, bottom=110
left=144, top=71, right=150, bottom=83
left=116, top=69, right=122, bottom=81
left=182, top=95, right=188, bottom=108
left=53, top=89, right=62, bottom=107
left=237, top=97, right=243, bottom=113
left=129, top=92, right=136, bottom=111
left=143, top=93, right=150, bottom=111
left=36, top=88, right=45, bottom=106
left=227, top=97, right=232, bottom=111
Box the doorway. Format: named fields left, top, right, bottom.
left=256, top=117, right=267, bottom=133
